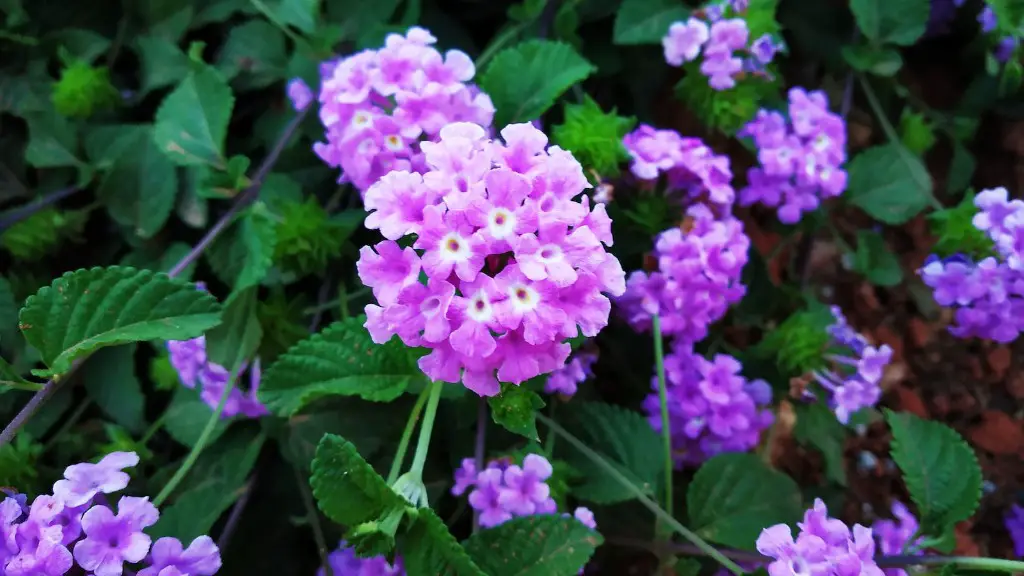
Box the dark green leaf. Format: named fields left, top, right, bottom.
left=23, top=108, right=91, bottom=185
left=462, top=515, right=601, bottom=576
left=488, top=383, right=545, bottom=441
left=83, top=345, right=145, bottom=433
left=207, top=202, right=278, bottom=292
left=310, top=433, right=406, bottom=526
left=401, top=507, right=486, bottom=576
left=613, top=0, right=688, bottom=45
left=841, top=44, right=903, bottom=76
left=135, top=36, right=191, bottom=94
left=849, top=0, right=929, bottom=45
left=264, top=0, right=320, bottom=33
left=853, top=230, right=903, bottom=287
left=793, top=403, right=848, bottom=486
left=153, top=65, right=235, bottom=168
left=205, top=287, right=263, bottom=374
left=846, top=143, right=933, bottom=225
left=95, top=125, right=178, bottom=238
left=216, top=20, right=288, bottom=88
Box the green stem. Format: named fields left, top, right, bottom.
left=249, top=0, right=305, bottom=45
left=537, top=413, right=745, bottom=576
left=544, top=402, right=557, bottom=454
left=410, top=381, right=444, bottom=476
left=153, top=375, right=236, bottom=507
left=387, top=386, right=432, bottom=484
left=140, top=412, right=168, bottom=445
left=652, top=315, right=673, bottom=535
left=881, top=556, right=1024, bottom=572
left=1, top=380, right=43, bottom=392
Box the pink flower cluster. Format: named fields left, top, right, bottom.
left=643, top=343, right=773, bottom=465
left=622, top=125, right=735, bottom=206
left=544, top=351, right=597, bottom=397
left=312, top=27, right=495, bottom=193
left=358, top=122, right=625, bottom=396
left=739, top=88, right=848, bottom=224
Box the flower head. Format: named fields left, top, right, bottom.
left=138, top=536, right=222, bottom=576
left=545, top=351, right=597, bottom=396
left=73, top=496, right=159, bottom=576
left=319, top=541, right=404, bottom=576
left=873, top=501, right=923, bottom=576
left=662, top=10, right=781, bottom=90
left=52, top=451, right=139, bottom=508
left=167, top=336, right=267, bottom=419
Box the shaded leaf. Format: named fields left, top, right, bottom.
left=164, top=385, right=234, bottom=448
left=153, top=65, right=235, bottom=168
left=847, top=143, right=933, bottom=225
left=205, top=287, right=263, bottom=374
left=488, top=383, right=545, bottom=441
left=401, top=507, right=486, bottom=576
left=613, top=0, right=688, bottom=45
left=95, top=125, right=178, bottom=238
left=309, top=433, right=406, bottom=526
left=83, top=345, right=145, bottom=433
left=462, top=515, right=601, bottom=576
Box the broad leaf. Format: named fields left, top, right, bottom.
left=846, top=143, right=933, bottom=225
left=164, top=386, right=233, bottom=448
left=613, top=0, right=688, bottom=45
left=135, top=35, right=191, bottom=94
left=462, top=515, right=601, bottom=576
left=82, top=345, right=145, bottom=433
left=216, top=20, right=288, bottom=88
left=850, top=0, right=929, bottom=45
left=265, top=0, right=320, bottom=33
left=19, top=267, right=222, bottom=376
left=23, top=108, right=91, bottom=185
left=479, top=40, right=595, bottom=127
left=95, top=125, right=178, bottom=239
left=853, top=230, right=903, bottom=287
left=0, top=276, right=18, bottom=347
left=310, top=434, right=406, bottom=527
left=687, top=453, right=803, bottom=550
left=205, top=286, right=262, bottom=374
left=259, top=316, right=424, bottom=416
left=488, top=383, right=545, bottom=441
left=206, top=202, right=277, bottom=292
left=401, top=508, right=486, bottom=576
left=153, top=65, right=235, bottom=168
left=793, top=403, right=848, bottom=486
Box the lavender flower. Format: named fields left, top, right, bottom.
left=73, top=496, right=160, bottom=576
left=1006, top=503, right=1024, bottom=557
left=167, top=336, right=267, bottom=419
left=545, top=351, right=597, bottom=396
left=287, top=78, right=313, bottom=111
left=873, top=501, right=923, bottom=576
left=138, top=536, right=222, bottom=576
left=318, top=541, right=404, bottom=575
left=811, top=306, right=890, bottom=423
left=52, top=451, right=139, bottom=508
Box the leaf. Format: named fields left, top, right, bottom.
left=849, top=0, right=929, bottom=46
left=264, top=0, right=320, bottom=33
left=216, top=20, right=288, bottom=88
left=153, top=65, right=235, bottom=168
left=462, top=515, right=601, bottom=576
left=846, top=143, right=933, bottom=225
left=947, top=142, right=975, bottom=195
left=205, top=287, right=262, bottom=374
left=793, top=403, right=848, bottom=486
left=686, top=453, right=803, bottom=550
left=551, top=96, right=636, bottom=176
left=560, top=402, right=663, bottom=504
left=283, top=400, right=404, bottom=471
left=23, top=108, right=91, bottom=185
left=18, top=267, right=222, bottom=376
left=401, top=508, right=486, bottom=576
left=479, top=40, right=595, bottom=127
left=613, top=0, right=688, bottom=45
left=853, top=230, right=903, bottom=287
left=927, top=190, right=994, bottom=259
left=259, top=316, right=424, bottom=416
left=95, top=125, right=178, bottom=239
left=885, top=410, right=982, bottom=545
left=82, top=345, right=145, bottom=433
left=135, top=36, right=191, bottom=94
left=206, top=202, right=278, bottom=292
left=841, top=44, right=903, bottom=77
left=309, top=433, right=406, bottom=527
left=164, top=385, right=233, bottom=448
left=48, top=28, right=111, bottom=63
left=488, top=383, right=545, bottom=441
left=0, top=276, right=19, bottom=347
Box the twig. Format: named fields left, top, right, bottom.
left=472, top=397, right=487, bottom=532
left=537, top=0, right=561, bottom=40
left=0, top=186, right=81, bottom=233
left=216, top=476, right=256, bottom=550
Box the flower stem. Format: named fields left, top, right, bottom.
left=652, top=314, right=674, bottom=535
left=410, top=381, right=444, bottom=476
left=387, top=385, right=432, bottom=484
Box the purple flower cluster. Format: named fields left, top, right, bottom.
left=167, top=336, right=267, bottom=419
left=544, top=351, right=597, bottom=397
left=920, top=188, right=1024, bottom=343
left=311, top=27, right=495, bottom=193
left=1, top=451, right=221, bottom=576
left=622, top=125, right=735, bottom=206
left=287, top=78, right=314, bottom=112
left=1005, top=503, right=1024, bottom=557
left=812, top=306, right=890, bottom=424
left=358, top=122, right=625, bottom=396
left=662, top=1, right=783, bottom=90
left=872, top=501, right=923, bottom=576
left=642, top=343, right=773, bottom=465
left=757, top=499, right=885, bottom=576
left=452, top=454, right=595, bottom=532
left=317, top=541, right=403, bottom=576
left=738, top=88, right=847, bottom=224
left=971, top=2, right=1019, bottom=62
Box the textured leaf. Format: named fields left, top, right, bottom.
left=205, top=287, right=262, bottom=374
left=488, top=383, right=545, bottom=441
left=551, top=96, right=636, bottom=176
left=153, top=65, right=235, bottom=168
left=23, top=108, right=91, bottom=184
left=82, top=345, right=145, bottom=433
left=283, top=400, right=405, bottom=471
left=18, top=267, right=222, bottom=376
left=462, top=515, right=601, bottom=576
left=95, top=125, right=178, bottom=239
left=164, top=386, right=233, bottom=448
left=793, top=403, right=848, bottom=486
left=560, top=402, right=663, bottom=504
left=847, top=143, right=933, bottom=225
left=206, top=202, right=277, bottom=292
left=310, top=434, right=406, bottom=527
left=479, top=40, right=595, bottom=127
left=613, top=0, right=688, bottom=45
left=259, top=316, right=424, bottom=416
left=886, top=410, right=982, bottom=544
left=687, top=453, right=803, bottom=550
left=853, top=230, right=903, bottom=287
left=135, top=35, right=191, bottom=94
left=264, top=0, right=320, bottom=33
left=850, top=0, right=929, bottom=45
left=402, top=508, right=486, bottom=576
left=216, top=20, right=287, bottom=88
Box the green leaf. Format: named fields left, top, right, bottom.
left=153, top=65, right=235, bottom=168
left=946, top=142, right=975, bottom=196
left=264, top=0, right=320, bottom=33
left=207, top=202, right=278, bottom=292
left=259, top=316, right=424, bottom=416
left=23, top=108, right=92, bottom=185
left=551, top=96, right=636, bottom=177
left=846, top=143, right=933, bottom=225
left=95, top=125, right=178, bottom=239
left=927, top=190, right=993, bottom=258
left=0, top=276, right=20, bottom=348
left=560, top=402, right=663, bottom=504
left=885, top=410, right=982, bottom=546
left=687, top=453, right=803, bottom=550
left=205, top=287, right=262, bottom=374
left=135, top=36, right=191, bottom=94
left=841, top=44, right=903, bottom=77
left=793, top=403, right=848, bottom=486
left=849, top=0, right=929, bottom=45
left=479, top=40, right=595, bottom=127
left=82, top=345, right=146, bottom=433
left=164, top=385, right=233, bottom=448
left=19, top=267, right=222, bottom=376
left=401, top=508, right=486, bottom=576
left=283, top=400, right=403, bottom=471
left=853, top=230, right=903, bottom=287
left=48, top=28, right=111, bottom=64
left=462, top=515, right=601, bottom=576
left=310, top=433, right=406, bottom=526
left=613, top=0, right=688, bottom=45
left=216, top=20, right=288, bottom=88
left=488, top=383, right=545, bottom=441
left=899, top=109, right=936, bottom=155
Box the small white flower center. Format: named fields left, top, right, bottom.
left=508, top=283, right=539, bottom=313
left=537, top=244, right=562, bottom=263
left=487, top=208, right=516, bottom=239
left=351, top=111, right=372, bottom=129
left=814, top=134, right=831, bottom=152
left=384, top=135, right=404, bottom=151
left=466, top=291, right=494, bottom=322
left=357, top=139, right=375, bottom=154
left=440, top=233, right=470, bottom=262
left=420, top=296, right=442, bottom=317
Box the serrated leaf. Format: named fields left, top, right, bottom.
left=164, top=385, right=234, bottom=448
left=462, top=515, right=601, bottom=576
left=310, top=433, right=406, bottom=526
left=687, top=453, right=803, bottom=550
left=259, top=317, right=424, bottom=416
left=846, top=143, right=933, bottom=225
left=82, top=345, right=145, bottom=433
left=885, top=410, right=982, bottom=543
left=853, top=230, right=903, bottom=287
left=284, top=400, right=403, bottom=471
left=479, top=40, right=595, bottom=127
left=613, top=0, right=688, bottom=45
left=927, top=191, right=993, bottom=258
left=207, top=202, right=277, bottom=292
left=488, top=384, right=545, bottom=441
left=560, top=402, right=663, bottom=504
left=216, top=20, right=288, bottom=88
left=153, top=65, right=235, bottom=168
left=793, top=403, right=848, bottom=486
left=18, top=266, right=222, bottom=376
left=96, top=125, right=178, bottom=238
left=551, top=96, right=636, bottom=176
left=850, top=0, right=929, bottom=45
left=402, top=507, right=486, bottom=576
left=205, top=286, right=262, bottom=374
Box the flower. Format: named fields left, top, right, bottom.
left=1006, top=503, right=1024, bottom=557
left=545, top=351, right=597, bottom=396
left=622, top=125, right=735, bottom=206
left=461, top=455, right=557, bottom=528
left=287, top=78, right=313, bottom=111
left=73, top=496, right=160, bottom=576
left=138, top=536, right=222, bottom=576
left=359, top=122, right=625, bottom=396
left=319, top=541, right=404, bottom=575
left=810, top=306, right=889, bottom=423
left=167, top=336, right=268, bottom=419
left=873, top=501, right=923, bottom=576
left=52, top=451, right=139, bottom=508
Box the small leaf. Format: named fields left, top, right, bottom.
left=19, top=266, right=222, bottom=376
left=462, top=515, right=601, bottom=576
left=853, top=229, right=904, bottom=287
left=613, top=0, right=688, bottom=45
left=153, top=65, right=235, bottom=168
left=401, top=507, right=486, bottom=576
left=135, top=35, right=191, bottom=94
left=206, top=202, right=278, bottom=292
left=947, top=142, right=975, bottom=195
left=488, top=383, right=545, bottom=441
left=849, top=0, right=929, bottom=45
left=205, top=286, right=262, bottom=375
left=479, top=40, right=595, bottom=127
left=885, top=410, right=982, bottom=546
left=687, top=453, right=803, bottom=550
left=841, top=44, right=903, bottom=76
left=846, top=143, right=933, bottom=225
left=95, top=125, right=178, bottom=238
left=216, top=20, right=288, bottom=88
left=164, top=386, right=233, bottom=448
left=899, top=109, right=937, bottom=155
left=310, top=433, right=406, bottom=527
left=259, top=316, right=424, bottom=416
left=551, top=95, right=636, bottom=176
left=82, top=345, right=145, bottom=433
left=793, top=403, right=848, bottom=486
left=23, top=108, right=92, bottom=185
left=264, top=0, right=320, bottom=33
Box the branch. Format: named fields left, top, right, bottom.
left=0, top=186, right=82, bottom=233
